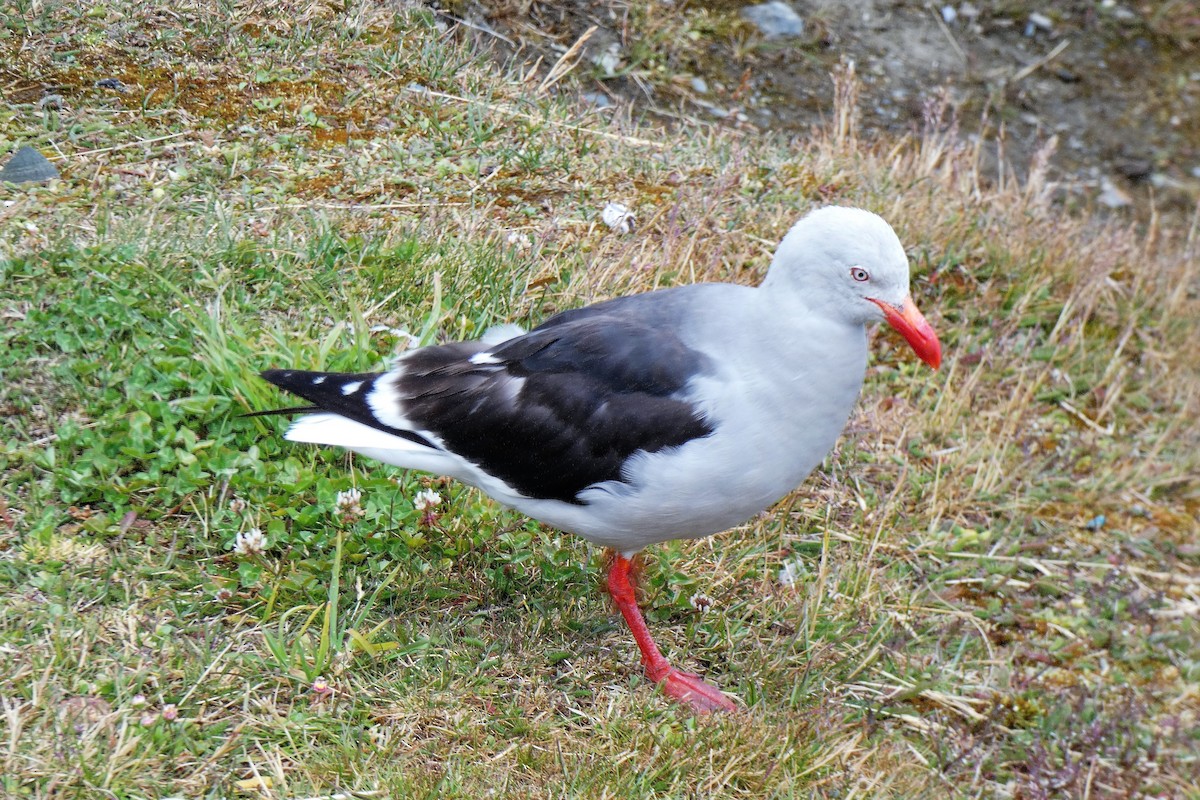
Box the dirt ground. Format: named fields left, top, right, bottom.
left=448, top=0, right=1200, bottom=216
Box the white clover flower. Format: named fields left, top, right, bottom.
left=335, top=488, right=365, bottom=519
left=505, top=231, right=532, bottom=251
left=778, top=557, right=806, bottom=587
left=233, top=527, right=266, bottom=556
left=689, top=592, right=714, bottom=614
left=413, top=489, right=442, bottom=512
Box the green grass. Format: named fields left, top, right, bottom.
left=1, top=1, right=1198, bottom=798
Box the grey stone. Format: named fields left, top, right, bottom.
left=0, top=146, right=59, bottom=184
left=741, top=2, right=804, bottom=38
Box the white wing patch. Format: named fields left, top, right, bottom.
left=365, top=370, right=419, bottom=431
left=468, top=351, right=502, bottom=365
left=341, top=380, right=363, bottom=395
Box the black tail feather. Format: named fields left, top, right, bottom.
left=260, top=369, right=380, bottom=406
left=256, top=368, right=438, bottom=451
left=240, top=404, right=320, bottom=419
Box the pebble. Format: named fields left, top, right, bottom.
left=593, top=43, right=621, bottom=77
left=1150, top=173, right=1187, bottom=191
left=580, top=92, right=613, bottom=109
left=741, top=1, right=805, bottom=38
left=1097, top=177, right=1132, bottom=208
left=601, top=202, right=635, bottom=233
left=1028, top=12, right=1053, bottom=31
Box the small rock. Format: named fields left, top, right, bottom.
left=690, top=76, right=708, bottom=94
left=592, top=43, right=622, bottom=77
left=580, top=91, right=613, bottom=109
left=741, top=1, right=805, bottom=38
left=0, top=146, right=59, bottom=184
left=1028, top=12, right=1053, bottom=31
left=94, top=77, right=127, bottom=91
left=941, top=5, right=957, bottom=24
left=1097, top=178, right=1132, bottom=209
left=601, top=202, right=635, bottom=234
left=1084, top=514, right=1106, bottom=531
left=38, top=94, right=63, bottom=110
left=1149, top=173, right=1186, bottom=190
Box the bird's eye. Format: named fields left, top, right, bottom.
left=850, top=267, right=870, bottom=282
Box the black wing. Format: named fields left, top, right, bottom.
left=394, top=312, right=715, bottom=503
left=262, top=303, right=715, bottom=504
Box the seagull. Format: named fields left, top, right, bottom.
left=257, top=206, right=941, bottom=713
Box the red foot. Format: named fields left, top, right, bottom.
left=606, top=551, right=739, bottom=714
left=650, top=664, right=737, bottom=714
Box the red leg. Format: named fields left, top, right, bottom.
left=605, top=550, right=736, bottom=713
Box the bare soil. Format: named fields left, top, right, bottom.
left=449, top=0, right=1200, bottom=216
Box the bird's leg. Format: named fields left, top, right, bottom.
left=605, top=550, right=736, bottom=713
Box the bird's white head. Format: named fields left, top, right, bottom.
left=763, top=206, right=942, bottom=369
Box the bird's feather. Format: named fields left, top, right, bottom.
left=262, top=297, right=716, bottom=504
